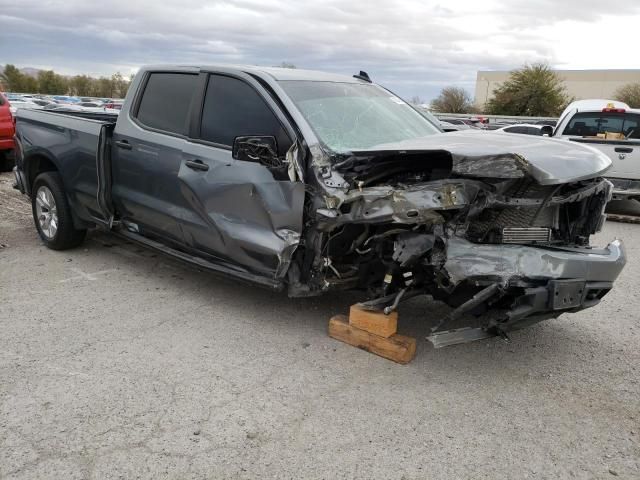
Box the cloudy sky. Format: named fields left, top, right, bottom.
left=2, top=0, right=640, bottom=101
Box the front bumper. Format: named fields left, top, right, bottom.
left=443, top=237, right=626, bottom=324
left=444, top=237, right=625, bottom=285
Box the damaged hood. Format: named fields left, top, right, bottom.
left=351, top=130, right=612, bottom=185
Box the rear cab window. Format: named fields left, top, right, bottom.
left=562, top=112, right=640, bottom=139
left=135, top=72, right=198, bottom=135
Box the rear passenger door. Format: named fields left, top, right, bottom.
left=111, top=70, right=199, bottom=246
left=178, top=71, right=305, bottom=279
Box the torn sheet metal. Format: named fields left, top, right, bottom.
left=427, top=327, right=497, bottom=348
left=318, top=180, right=481, bottom=227
left=342, top=130, right=612, bottom=185
left=442, top=237, right=626, bottom=286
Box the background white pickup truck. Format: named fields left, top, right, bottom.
left=554, top=99, right=640, bottom=200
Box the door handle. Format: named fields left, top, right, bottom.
left=185, top=159, right=209, bottom=171
left=615, top=147, right=633, bottom=153
left=115, top=140, right=132, bottom=150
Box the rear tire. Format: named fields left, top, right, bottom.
left=31, top=172, right=86, bottom=250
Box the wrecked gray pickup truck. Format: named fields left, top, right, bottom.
left=14, top=65, right=626, bottom=346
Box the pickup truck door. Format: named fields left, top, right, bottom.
left=568, top=138, right=640, bottom=179
left=111, top=70, right=200, bottom=246
left=177, top=71, right=305, bottom=280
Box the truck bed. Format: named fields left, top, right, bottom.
left=15, top=108, right=116, bottom=225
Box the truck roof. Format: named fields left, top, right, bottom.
left=558, top=99, right=639, bottom=120
left=138, top=64, right=366, bottom=84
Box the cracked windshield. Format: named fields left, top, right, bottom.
left=280, top=80, right=440, bottom=152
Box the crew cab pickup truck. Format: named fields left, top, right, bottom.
left=13, top=65, right=626, bottom=347
left=554, top=99, right=640, bottom=200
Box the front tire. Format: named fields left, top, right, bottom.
left=32, top=172, right=86, bottom=250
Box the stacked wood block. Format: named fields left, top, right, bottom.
left=328, top=304, right=416, bottom=364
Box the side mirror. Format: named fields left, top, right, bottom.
left=232, top=135, right=279, bottom=165
left=541, top=126, right=553, bottom=137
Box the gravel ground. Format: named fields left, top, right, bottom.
left=0, top=171, right=639, bottom=479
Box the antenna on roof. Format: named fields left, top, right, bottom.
left=353, top=71, right=372, bottom=83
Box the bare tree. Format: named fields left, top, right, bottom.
left=430, top=87, right=475, bottom=113
left=614, top=83, right=640, bottom=108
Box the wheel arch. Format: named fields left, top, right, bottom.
left=24, top=150, right=61, bottom=196
left=27, top=155, right=91, bottom=230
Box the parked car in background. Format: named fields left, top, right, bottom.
left=553, top=99, right=640, bottom=200
left=29, top=99, right=54, bottom=107
left=7, top=99, right=41, bottom=115
left=0, top=92, right=15, bottom=171
left=495, top=123, right=553, bottom=136
left=77, top=102, right=102, bottom=108
left=103, top=100, right=124, bottom=110
left=438, top=118, right=473, bottom=129
left=13, top=64, right=625, bottom=347
left=439, top=120, right=463, bottom=132
left=485, top=122, right=516, bottom=130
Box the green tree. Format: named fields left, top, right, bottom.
left=614, top=83, right=640, bottom=108
left=92, top=77, right=114, bottom=98
left=37, top=70, right=68, bottom=94
left=69, top=75, right=93, bottom=96
left=486, top=63, right=569, bottom=116
left=2, top=64, right=28, bottom=92
left=430, top=86, right=475, bottom=113
left=22, top=75, right=38, bottom=93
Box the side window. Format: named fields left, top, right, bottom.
left=200, top=75, right=292, bottom=154
left=563, top=113, right=600, bottom=136
left=136, top=72, right=198, bottom=135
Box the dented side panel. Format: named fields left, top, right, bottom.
left=178, top=141, right=304, bottom=279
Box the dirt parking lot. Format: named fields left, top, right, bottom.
left=0, top=171, right=639, bottom=479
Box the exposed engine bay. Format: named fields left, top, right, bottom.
left=286, top=141, right=624, bottom=347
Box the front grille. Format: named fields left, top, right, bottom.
left=466, top=180, right=554, bottom=243
left=502, top=227, right=551, bottom=244
left=466, top=178, right=609, bottom=247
